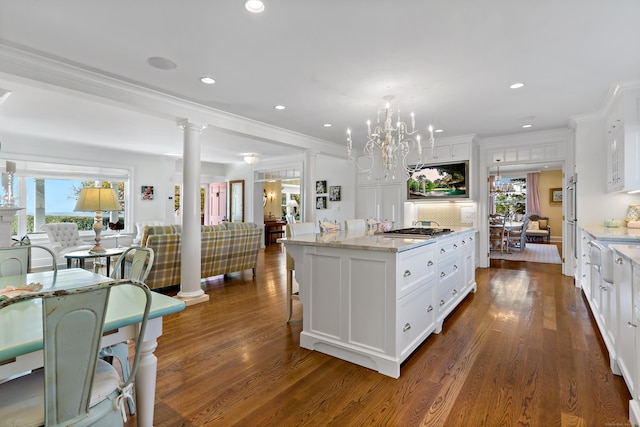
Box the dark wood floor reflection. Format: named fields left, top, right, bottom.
left=127, top=242, right=631, bottom=426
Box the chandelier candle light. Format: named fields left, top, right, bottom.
left=347, top=96, right=435, bottom=180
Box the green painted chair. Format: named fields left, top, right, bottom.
left=0, top=279, right=152, bottom=426
left=100, top=246, right=155, bottom=414
left=0, top=246, right=30, bottom=277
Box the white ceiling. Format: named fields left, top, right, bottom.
left=0, top=1, right=639, bottom=165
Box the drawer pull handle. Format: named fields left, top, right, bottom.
left=440, top=272, right=446, bottom=278
left=453, top=244, right=458, bottom=249
left=616, top=258, right=624, bottom=264
left=453, top=264, right=458, bottom=271
left=600, top=286, right=608, bottom=291
left=452, top=289, right=458, bottom=295
left=427, top=305, right=433, bottom=312
left=628, top=322, right=638, bottom=328
left=462, top=240, right=467, bottom=245
left=427, top=260, right=434, bottom=266
left=403, top=323, right=411, bottom=332
left=403, top=270, right=411, bottom=277
left=440, top=248, right=446, bottom=254
left=469, top=237, right=473, bottom=241
left=440, top=299, right=446, bottom=306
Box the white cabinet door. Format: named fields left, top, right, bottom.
left=615, top=252, right=635, bottom=396
left=607, top=120, right=624, bottom=192
left=356, top=183, right=402, bottom=223
left=451, top=142, right=470, bottom=160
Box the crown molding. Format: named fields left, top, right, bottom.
left=0, top=42, right=347, bottom=159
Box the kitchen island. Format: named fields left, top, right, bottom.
left=279, top=226, right=476, bottom=378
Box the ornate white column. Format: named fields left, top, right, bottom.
left=176, top=120, right=209, bottom=305
left=0, top=207, right=23, bottom=247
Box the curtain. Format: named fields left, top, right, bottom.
left=527, top=172, right=540, bottom=215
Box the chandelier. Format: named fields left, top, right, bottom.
left=347, top=96, right=434, bottom=180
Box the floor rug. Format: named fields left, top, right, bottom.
left=490, top=243, right=562, bottom=264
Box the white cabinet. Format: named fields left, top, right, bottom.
left=288, top=228, right=476, bottom=378
left=434, top=230, right=476, bottom=332
left=579, top=229, right=594, bottom=295
left=426, top=141, right=470, bottom=163
left=356, top=183, right=402, bottom=223
left=606, top=89, right=640, bottom=193
left=614, top=250, right=635, bottom=396
left=606, top=118, right=625, bottom=192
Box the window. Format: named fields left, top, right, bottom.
left=494, top=177, right=526, bottom=219
left=4, top=160, right=130, bottom=237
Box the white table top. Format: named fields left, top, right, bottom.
left=0, top=268, right=185, bottom=362
left=64, top=248, right=124, bottom=259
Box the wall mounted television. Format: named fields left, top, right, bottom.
left=407, top=160, right=469, bottom=200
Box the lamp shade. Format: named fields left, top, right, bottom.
left=74, top=188, right=121, bottom=212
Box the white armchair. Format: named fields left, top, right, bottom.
left=41, top=223, right=93, bottom=262
left=133, top=220, right=165, bottom=245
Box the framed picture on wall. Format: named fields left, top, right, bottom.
left=329, top=186, right=341, bottom=201
left=316, top=180, right=327, bottom=194
left=550, top=188, right=562, bottom=205
left=316, top=196, right=327, bottom=209
left=141, top=186, right=154, bottom=200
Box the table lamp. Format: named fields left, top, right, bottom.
left=74, top=187, right=121, bottom=253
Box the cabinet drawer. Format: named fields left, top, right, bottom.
left=436, top=235, right=469, bottom=259
left=437, top=255, right=461, bottom=282
left=398, top=246, right=435, bottom=298
left=398, top=282, right=435, bottom=359
left=437, top=272, right=461, bottom=314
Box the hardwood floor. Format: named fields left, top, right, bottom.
left=128, top=242, right=632, bottom=426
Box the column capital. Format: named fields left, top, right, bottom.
left=177, top=119, right=207, bottom=132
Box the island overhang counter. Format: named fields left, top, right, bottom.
left=279, top=226, right=477, bottom=378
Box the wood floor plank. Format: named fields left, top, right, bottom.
left=124, top=244, right=631, bottom=427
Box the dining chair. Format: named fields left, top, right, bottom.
left=489, top=221, right=508, bottom=254
left=100, top=246, right=155, bottom=415
left=506, top=216, right=529, bottom=251
left=10, top=241, right=59, bottom=273
left=0, top=279, right=152, bottom=426
left=285, top=222, right=316, bottom=322
left=344, top=218, right=367, bottom=232
left=0, top=245, right=29, bottom=276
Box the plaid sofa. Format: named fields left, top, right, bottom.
left=140, top=222, right=261, bottom=290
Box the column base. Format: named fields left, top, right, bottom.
left=174, top=293, right=209, bottom=306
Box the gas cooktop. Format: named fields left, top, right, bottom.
left=381, top=227, right=453, bottom=238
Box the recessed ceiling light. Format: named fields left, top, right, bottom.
left=147, top=57, right=177, bottom=70
left=510, top=82, right=525, bottom=89
left=323, top=123, right=332, bottom=128
left=274, top=105, right=286, bottom=110
left=434, top=129, right=444, bottom=133
left=200, top=76, right=216, bottom=84
left=245, top=0, right=265, bottom=13
left=522, top=124, right=533, bottom=128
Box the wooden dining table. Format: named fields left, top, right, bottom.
left=490, top=221, right=524, bottom=253
left=0, top=268, right=186, bottom=427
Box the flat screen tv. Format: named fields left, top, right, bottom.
left=407, top=160, right=469, bottom=200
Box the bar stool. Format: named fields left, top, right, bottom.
left=285, top=222, right=316, bottom=322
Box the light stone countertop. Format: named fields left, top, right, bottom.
left=580, top=224, right=640, bottom=242
left=278, top=226, right=476, bottom=253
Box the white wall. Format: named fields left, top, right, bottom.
left=313, top=155, right=355, bottom=227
